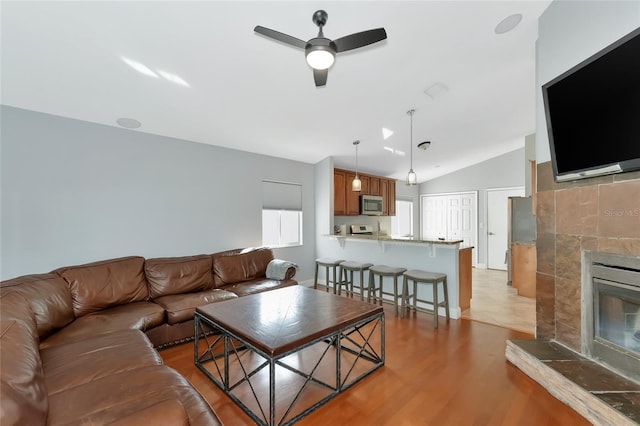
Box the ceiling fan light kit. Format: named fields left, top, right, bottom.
left=306, top=46, right=335, bottom=70
left=255, top=10, right=387, bottom=87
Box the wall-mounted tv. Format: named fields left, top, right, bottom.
left=542, top=27, right=640, bottom=182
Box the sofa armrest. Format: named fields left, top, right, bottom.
left=265, top=259, right=298, bottom=281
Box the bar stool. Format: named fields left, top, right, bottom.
left=402, top=270, right=450, bottom=328
left=338, top=261, right=373, bottom=300
left=368, top=265, right=407, bottom=316
left=314, top=258, right=344, bottom=293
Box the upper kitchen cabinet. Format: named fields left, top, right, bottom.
left=345, top=171, right=360, bottom=215
left=370, top=177, right=380, bottom=196
left=334, top=168, right=396, bottom=216
left=388, top=180, right=396, bottom=216
left=334, top=169, right=346, bottom=216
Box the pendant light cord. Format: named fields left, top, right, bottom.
left=410, top=111, right=413, bottom=170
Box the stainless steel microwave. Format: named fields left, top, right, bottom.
left=360, top=195, right=383, bottom=216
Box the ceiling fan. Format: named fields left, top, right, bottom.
left=254, top=10, right=387, bottom=87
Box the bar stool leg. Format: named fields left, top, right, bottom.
left=443, top=278, right=450, bottom=321
left=401, top=276, right=408, bottom=317
left=348, top=270, right=354, bottom=297
left=358, top=270, right=364, bottom=300
left=367, top=272, right=373, bottom=303
left=314, top=262, right=319, bottom=290
left=433, top=280, right=439, bottom=328
left=392, top=275, right=399, bottom=316
left=413, top=280, right=418, bottom=310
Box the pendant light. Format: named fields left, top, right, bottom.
left=406, top=109, right=417, bottom=185
left=352, top=140, right=362, bottom=191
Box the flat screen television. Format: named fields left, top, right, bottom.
left=542, top=26, right=640, bottom=182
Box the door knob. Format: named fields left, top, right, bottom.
left=488, top=232, right=495, bottom=235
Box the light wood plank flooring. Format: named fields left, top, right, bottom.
left=161, top=301, right=587, bottom=425
left=461, top=268, right=536, bottom=334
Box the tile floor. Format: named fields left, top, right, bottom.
left=461, top=268, right=536, bottom=334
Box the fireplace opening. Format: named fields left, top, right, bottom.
left=582, top=252, right=640, bottom=383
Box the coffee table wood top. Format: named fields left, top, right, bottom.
left=196, top=286, right=383, bottom=357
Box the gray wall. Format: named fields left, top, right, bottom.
left=419, top=147, right=525, bottom=266
left=1, top=106, right=316, bottom=280
left=536, top=1, right=640, bottom=163
left=395, top=178, right=420, bottom=238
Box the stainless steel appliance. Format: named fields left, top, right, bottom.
left=507, top=196, right=536, bottom=285
left=360, top=195, right=383, bottom=216
left=351, top=224, right=373, bottom=235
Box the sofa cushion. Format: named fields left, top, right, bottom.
left=56, top=256, right=149, bottom=317
left=0, top=292, right=48, bottom=426
left=47, top=365, right=222, bottom=426
left=213, top=247, right=274, bottom=286
left=41, top=329, right=162, bottom=395
left=145, top=255, right=214, bottom=299
left=40, top=301, right=165, bottom=349
left=0, top=273, right=74, bottom=339
left=106, top=399, right=189, bottom=426
left=154, top=289, right=238, bottom=325
left=224, top=278, right=297, bottom=297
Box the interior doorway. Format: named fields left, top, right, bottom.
left=420, top=191, right=477, bottom=266
left=486, top=187, right=524, bottom=270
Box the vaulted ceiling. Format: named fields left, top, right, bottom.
left=1, top=1, right=550, bottom=182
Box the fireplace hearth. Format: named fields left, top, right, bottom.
left=583, top=251, right=640, bottom=383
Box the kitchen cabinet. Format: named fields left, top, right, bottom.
left=388, top=180, right=396, bottom=216
left=512, top=243, right=536, bottom=298
left=380, top=179, right=389, bottom=215
left=334, top=170, right=346, bottom=216
left=370, top=177, right=380, bottom=196
left=334, top=168, right=396, bottom=216
left=345, top=172, right=360, bottom=215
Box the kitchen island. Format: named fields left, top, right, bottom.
left=322, top=234, right=473, bottom=318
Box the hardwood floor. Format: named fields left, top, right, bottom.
left=162, top=301, right=588, bottom=425
left=461, top=268, right=536, bottom=334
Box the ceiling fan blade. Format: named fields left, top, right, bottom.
left=314, top=69, right=328, bottom=87
left=254, top=26, right=307, bottom=49
left=333, top=28, right=387, bottom=53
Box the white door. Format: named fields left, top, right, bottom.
left=421, top=192, right=478, bottom=266
left=487, top=187, right=524, bottom=270
left=422, top=195, right=448, bottom=240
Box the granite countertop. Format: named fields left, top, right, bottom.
left=325, top=234, right=463, bottom=245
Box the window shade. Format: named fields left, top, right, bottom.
left=262, top=180, right=302, bottom=210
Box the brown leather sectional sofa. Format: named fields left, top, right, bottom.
left=0, top=247, right=297, bottom=425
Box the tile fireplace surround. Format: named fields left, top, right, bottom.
left=507, top=162, right=640, bottom=425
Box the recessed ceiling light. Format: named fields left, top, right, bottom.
left=495, top=14, right=523, bottom=34
left=382, top=127, right=394, bottom=140
left=383, top=146, right=394, bottom=153
left=116, top=117, right=142, bottom=129
left=418, top=141, right=431, bottom=150
left=424, top=82, right=449, bottom=99
left=121, top=57, right=158, bottom=78
left=157, top=70, right=190, bottom=87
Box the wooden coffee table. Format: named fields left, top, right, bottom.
left=194, top=285, right=385, bottom=426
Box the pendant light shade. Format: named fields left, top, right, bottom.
left=406, top=109, right=418, bottom=186
left=352, top=140, right=362, bottom=191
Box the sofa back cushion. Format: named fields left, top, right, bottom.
left=213, top=248, right=274, bottom=286
left=0, top=274, right=74, bottom=339
left=0, top=291, right=48, bottom=426
left=145, top=255, right=214, bottom=299
left=56, top=256, right=149, bottom=317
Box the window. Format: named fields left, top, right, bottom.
left=262, top=181, right=303, bottom=247
left=391, top=199, right=413, bottom=237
